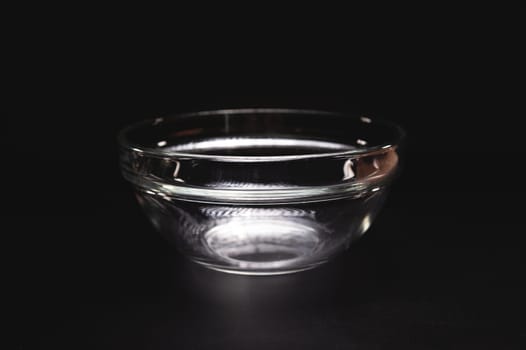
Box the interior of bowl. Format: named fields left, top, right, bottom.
left=119, top=109, right=405, bottom=159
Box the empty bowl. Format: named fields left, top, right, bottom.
left=118, top=109, right=404, bottom=275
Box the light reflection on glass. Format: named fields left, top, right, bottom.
left=172, top=160, right=183, bottom=182
left=204, top=218, right=322, bottom=270
left=200, top=207, right=315, bottom=218
left=358, top=214, right=372, bottom=236
left=343, top=159, right=355, bottom=180
left=356, top=138, right=368, bottom=146
left=166, top=137, right=351, bottom=152
left=360, top=116, right=372, bottom=123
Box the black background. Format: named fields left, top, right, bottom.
left=7, top=15, right=525, bottom=349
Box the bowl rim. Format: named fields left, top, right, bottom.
left=117, top=108, right=406, bottom=162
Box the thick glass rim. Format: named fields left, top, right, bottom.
left=118, top=108, right=405, bottom=162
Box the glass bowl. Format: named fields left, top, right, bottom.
left=118, top=109, right=404, bottom=275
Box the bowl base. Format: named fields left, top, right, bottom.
left=200, top=218, right=326, bottom=274
left=192, top=259, right=327, bottom=276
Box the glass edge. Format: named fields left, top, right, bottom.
left=117, top=108, right=406, bottom=162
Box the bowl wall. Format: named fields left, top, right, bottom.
left=136, top=187, right=387, bottom=274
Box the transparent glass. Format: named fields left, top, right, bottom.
left=118, top=109, right=405, bottom=275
